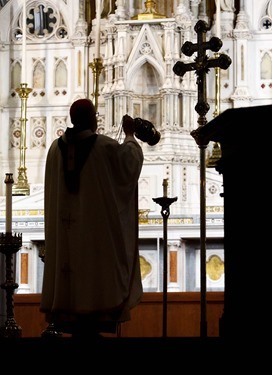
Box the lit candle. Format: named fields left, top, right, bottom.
left=216, top=0, right=221, bottom=39
left=21, top=0, right=26, bottom=83
left=5, top=173, right=14, bottom=233
left=163, top=179, right=168, bottom=197
left=95, top=0, right=101, bottom=58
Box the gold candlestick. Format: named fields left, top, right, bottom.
left=89, top=57, right=104, bottom=112
left=13, top=83, right=32, bottom=196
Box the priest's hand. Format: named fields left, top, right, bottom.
left=122, top=114, right=135, bottom=136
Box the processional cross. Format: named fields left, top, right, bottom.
left=173, top=20, right=231, bottom=338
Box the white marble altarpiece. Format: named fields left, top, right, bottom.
left=1, top=1, right=272, bottom=297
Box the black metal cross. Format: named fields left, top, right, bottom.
left=173, top=20, right=231, bottom=338
left=173, top=20, right=231, bottom=129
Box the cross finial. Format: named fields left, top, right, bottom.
left=173, top=20, right=231, bottom=126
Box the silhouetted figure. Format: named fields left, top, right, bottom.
left=40, top=98, right=144, bottom=337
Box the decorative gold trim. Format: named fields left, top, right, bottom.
left=138, top=209, right=150, bottom=224
left=206, top=254, right=224, bottom=281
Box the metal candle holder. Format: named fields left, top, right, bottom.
left=13, top=83, right=32, bottom=196
left=0, top=232, right=22, bottom=338
left=153, top=180, right=177, bottom=338
left=89, top=57, right=104, bottom=112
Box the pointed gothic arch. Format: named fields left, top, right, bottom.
left=33, top=59, right=46, bottom=89
left=54, top=57, right=68, bottom=88
left=127, top=57, right=162, bottom=126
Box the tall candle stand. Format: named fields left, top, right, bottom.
left=0, top=183, right=22, bottom=337
left=89, top=57, right=103, bottom=112
left=0, top=174, right=22, bottom=337
left=13, top=83, right=33, bottom=196
left=153, top=179, right=177, bottom=338
left=0, top=232, right=22, bottom=337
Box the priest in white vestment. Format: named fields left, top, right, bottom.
left=40, top=98, right=144, bottom=337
